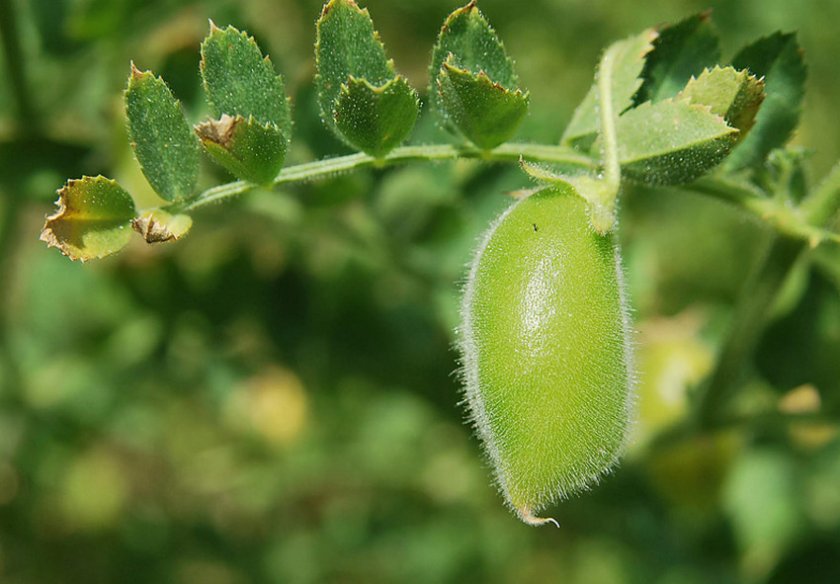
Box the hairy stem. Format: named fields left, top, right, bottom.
left=172, top=143, right=830, bottom=250
left=175, top=143, right=596, bottom=212
left=693, top=160, right=840, bottom=426
left=688, top=177, right=837, bottom=245
left=596, top=44, right=622, bottom=193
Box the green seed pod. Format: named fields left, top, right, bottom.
left=460, top=185, right=633, bottom=525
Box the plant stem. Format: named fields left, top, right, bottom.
left=173, top=143, right=838, bottom=250
left=696, top=235, right=804, bottom=427
left=693, top=161, right=840, bottom=426
left=689, top=177, right=837, bottom=245
left=176, top=142, right=596, bottom=212
left=596, top=44, right=622, bottom=193
left=0, top=0, right=38, bottom=128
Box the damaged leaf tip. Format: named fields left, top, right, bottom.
left=41, top=176, right=137, bottom=261
left=131, top=210, right=193, bottom=244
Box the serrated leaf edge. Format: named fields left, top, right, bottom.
left=435, top=1, right=520, bottom=91
left=436, top=58, right=530, bottom=149
left=617, top=97, right=739, bottom=166
left=316, top=0, right=406, bottom=132
left=200, top=21, right=292, bottom=134
left=125, top=63, right=200, bottom=202
left=40, top=175, right=137, bottom=262
left=316, top=0, right=398, bottom=79
left=679, top=65, right=766, bottom=139
left=333, top=74, right=419, bottom=157
left=632, top=10, right=721, bottom=105
left=338, top=73, right=417, bottom=98
left=562, top=29, right=658, bottom=147
left=195, top=114, right=286, bottom=184
left=681, top=65, right=766, bottom=105
left=724, top=31, right=807, bottom=169
left=440, top=0, right=479, bottom=31
left=440, top=57, right=529, bottom=102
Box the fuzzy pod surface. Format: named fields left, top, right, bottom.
left=460, top=186, right=633, bottom=525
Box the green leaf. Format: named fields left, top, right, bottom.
left=199, top=24, right=291, bottom=182
left=634, top=12, right=721, bottom=104
left=315, top=0, right=417, bottom=155
left=126, top=65, right=200, bottom=202
left=678, top=66, right=765, bottom=138
left=40, top=176, right=137, bottom=261
left=562, top=30, right=656, bottom=150
left=315, top=0, right=419, bottom=148
left=196, top=114, right=286, bottom=185
left=131, top=209, right=193, bottom=244
left=616, top=99, right=738, bottom=185
left=561, top=86, right=597, bottom=151
left=334, top=76, right=418, bottom=158
left=437, top=57, right=528, bottom=150
left=200, top=23, right=292, bottom=140
left=316, top=0, right=393, bottom=117
left=724, top=32, right=807, bottom=169
left=430, top=1, right=527, bottom=148
left=430, top=2, right=519, bottom=108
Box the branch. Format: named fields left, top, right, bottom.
left=174, top=143, right=596, bottom=212
left=693, top=160, right=840, bottom=426
left=171, top=143, right=839, bottom=252
left=688, top=176, right=840, bottom=246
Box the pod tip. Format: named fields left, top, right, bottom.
left=518, top=506, right=560, bottom=528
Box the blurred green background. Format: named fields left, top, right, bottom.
left=2, top=0, right=840, bottom=582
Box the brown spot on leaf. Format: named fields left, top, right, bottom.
left=132, top=210, right=192, bottom=244
left=195, top=114, right=242, bottom=148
